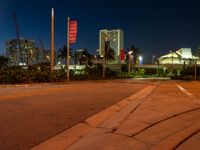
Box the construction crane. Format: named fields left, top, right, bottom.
left=38, top=38, right=44, bottom=63
left=12, top=12, right=20, bottom=65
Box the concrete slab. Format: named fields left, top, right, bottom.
left=85, top=99, right=129, bottom=127
left=98, top=100, right=141, bottom=130
left=176, top=131, right=200, bottom=150
left=135, top=111, right=200, bottom=145
left=151, top=122, right=200, bottom=150
left=128, top=109, right=167, bottom=124
left=66, top=132, right=149, bottom=150
left=115, top=120, right=150, bottom=136
left=98, top=86, right=156, bottom=130
left=31, top=123, right=92, bottom=150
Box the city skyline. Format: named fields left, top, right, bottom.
left=1, top=0, right=200, bottom=63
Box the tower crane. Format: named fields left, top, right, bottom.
left=12, top=12, right=20, bottom=65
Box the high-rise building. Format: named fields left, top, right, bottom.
left=6, top=38, right=36, bottom=66
left=98, top=29, right=124, bottom=63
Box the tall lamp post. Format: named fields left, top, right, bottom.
left=195, top=60, right=197, bottom=80
left=138, top=56, right=143, bottom=76
left=74, top=49, right=84, bottom=74
left=50, top=8, right=55, bottom=72
left=128, top=51, right=133, bottom=74
left=103, top=32, right=108, bottom=79
left=170, top=50, right=174, bottom=75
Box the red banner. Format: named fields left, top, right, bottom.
left=69, top=20, right=77, bottom=44
left=120, top=50, right=124, bottom=61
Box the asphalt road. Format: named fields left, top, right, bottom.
left=31, top=79, right=200, bottom=150
left=0, top=79, right=153, bottom=150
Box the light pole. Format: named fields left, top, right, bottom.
left=74, top=49, right=84, bottom=74
left=94, top=55, right=97, bottom=64
left=138, top=56, right=143, bottom=76
left=170, top=50, right=173, bottom=75
left=50, top=8, right=55, bottom=72
left=152, top=55, right=155, bottom=64
left=103, top=32, right=108, bottom=79
left=195, top=60, right=197, bottom=80
left=128, top=51, right=132, bottom=74
left=157, top=59, right=159, bottom=77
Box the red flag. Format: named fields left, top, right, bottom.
left=69, top=20, right=77, bottom=44
left=120, top=50, right=124, bottom=61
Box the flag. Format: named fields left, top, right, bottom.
left=120, top=50, right=124, bottom=61
left=69, top=20, right=77, bottom=44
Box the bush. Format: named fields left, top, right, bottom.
left=0, top=63, right=140, bottom=84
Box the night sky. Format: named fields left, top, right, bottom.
left=1, top=0, right=200, bottom=63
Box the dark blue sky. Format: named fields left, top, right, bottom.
left=1, top=0, right=200, bottom=63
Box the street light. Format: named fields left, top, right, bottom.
left=102, top=32, right=108, bottom=79
left=170, top=50, right=173, bottom=75
left=138, top=56, right=143, bottom=76
left=152, top=55, right=156, bottom=64
left=128, top=51, right=133, bottom=74
left=75, top=49, right=84, bottom=74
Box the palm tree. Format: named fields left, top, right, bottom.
left=80, top=49, right=91, bottom=66
left=128, top=46, right=141, bottom=66
left=75, top=49, right=92, bottom=66
left=105, top=46, right=115, bottom=67
left=58, top=45, right=73, bottom=64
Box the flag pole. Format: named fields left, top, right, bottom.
left=51, top=8, right=55, bottom=72
left=67, top=17, right=70, bottom=80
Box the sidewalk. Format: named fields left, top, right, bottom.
left=31, top=81, right=200, bottom=150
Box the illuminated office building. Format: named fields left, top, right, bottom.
left=98, top=29, right=124, bottom=63
left=6, top=38, right=36, bottom=66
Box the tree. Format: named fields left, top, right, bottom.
left=105, top=45, right=115, bottom=67
left=58, top=45, right=73, bottom=64
left=128, top=46, right=141, bottom=66
left=80, top=49, right=91, bottom=66
left=0, top=55, right=9, bottom=70
left=75, top=49, right=92, bottom=66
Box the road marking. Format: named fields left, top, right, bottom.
left=175, top=84, right=195, bottom=98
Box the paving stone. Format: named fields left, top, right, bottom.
left=31, top=123, right=92, bottom=150
left=134, top=116, right=195, bottom=145
left=66, top=132, right=149, bottom=150
left=128, top=109, right=167, bottom=124
left=85, top=100, right=129, bottom=127
left=151, top=122, right=200, bottom=150
left=98, top=86, right=156, bottom=130
left=176, top=131, right=200, bottom=150
left=98, top=101, right=140, bottom=130
left=115, top=120, right=150, bottom=136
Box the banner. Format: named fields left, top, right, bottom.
left=120, top=50, right=124, bottom=61
left=69, top=20, right=77, bottom=44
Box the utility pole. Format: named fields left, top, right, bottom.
left=195, top=60, right=197, bottom=80
left=128, top=54, right=131, bottom=74
left=50, top=8, right=55, bottom=72
left=67, top=17, right=70, bottom=80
